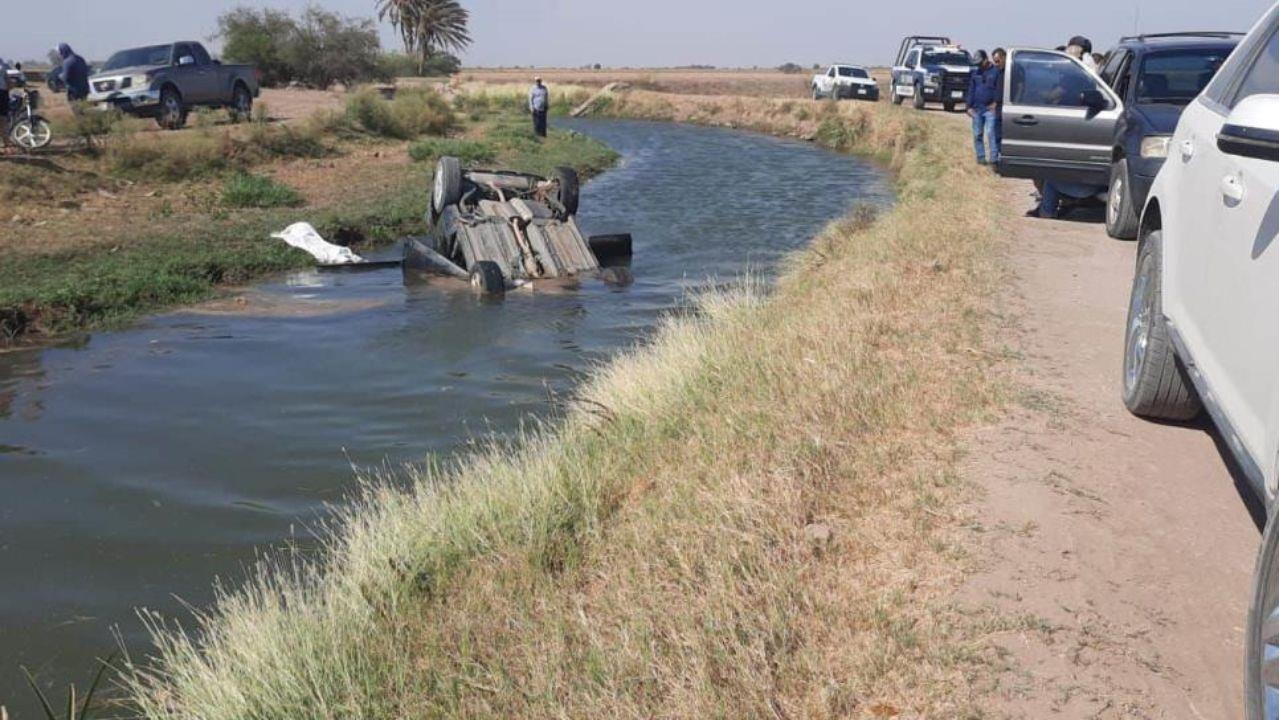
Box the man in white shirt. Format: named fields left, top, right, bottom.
left=1066, top=35, right=1099, bottom=73
left=529, top=77, right=549, bottom=138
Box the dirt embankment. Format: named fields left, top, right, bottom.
left=460, top=67, right=892, bottom=98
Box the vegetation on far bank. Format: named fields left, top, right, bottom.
left=0, top=88, right=616, bottom=341
left=122, top=93, right=1013, bottom=718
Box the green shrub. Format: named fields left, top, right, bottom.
left=378, top=52, right=461, bottom=78
left=407, top=138, right=495, bottom=164
left=221, top=172, right=304, bottom=208
left=218, top=6, right=384, bottom=88
left=107, top=124, right=331, bottom=182
left=345, top=87, right=457, bottom=139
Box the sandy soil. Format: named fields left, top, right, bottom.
left=962, top=180, right=1265, bottom=717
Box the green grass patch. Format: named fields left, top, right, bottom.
left=221, top=172, right=305, bottom=208
left=344, top=87, right=457, bottom=140
left=407, top=138, right=496, bottom=164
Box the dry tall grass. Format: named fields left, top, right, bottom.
left=122, top=93, right=1009, bottom=718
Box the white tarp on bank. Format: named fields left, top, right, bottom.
left=271, top=222, right=364, bottom=265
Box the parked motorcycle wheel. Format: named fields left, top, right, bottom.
left=10, top=116, right=52, bottom=150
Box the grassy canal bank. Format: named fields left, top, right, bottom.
left=122, top=95, right=1011, bottom=718
left=0, top=90, right=615, bottom=342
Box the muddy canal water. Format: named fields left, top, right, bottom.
left=0, top=119, right=890, bottom=707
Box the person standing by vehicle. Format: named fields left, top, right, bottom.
left=529, top=76, right=549, bottom=138
left=967, top=49, right=1005, bottom=165
left=1065, top=36, right=1099, bottom=73
left=966, top=50, right=994, bottom=163
left=0, top=57, right=10, bottom=148
left=58, top=43, right=89, bottom=103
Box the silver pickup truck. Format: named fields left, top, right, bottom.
left=88, top=41, right=259, bottom=129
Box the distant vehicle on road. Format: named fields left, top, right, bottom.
left=890, top=36, right=973, bottom=111
left=811, top=64, right=879, bottom=101
left=1095, top=32, right=1244, bottom=238
left=87, top=42, right=260, bottom=130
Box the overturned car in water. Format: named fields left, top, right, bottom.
left=404, top=157, right=633, bottom=294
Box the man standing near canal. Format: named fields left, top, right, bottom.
left=529, top=76, right=549, bottom=138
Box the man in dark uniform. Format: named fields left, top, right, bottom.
left=58, top=43, right=90, bottom=103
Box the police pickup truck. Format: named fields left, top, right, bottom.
left=890, top=36, right=973, bottom=111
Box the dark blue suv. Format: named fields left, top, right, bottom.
left=1098, top=32, right=1241, bottom=238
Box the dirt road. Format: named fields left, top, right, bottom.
left=963, top=180, right=1266, bottom=718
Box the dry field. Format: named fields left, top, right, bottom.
left=460, top=67, right=892, bottom=97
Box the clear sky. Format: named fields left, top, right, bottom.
left=2, top=0, right=1270, bottom=67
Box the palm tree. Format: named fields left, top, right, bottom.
left=377, top=0, right=471, bottom=72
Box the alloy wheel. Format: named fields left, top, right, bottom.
left=1124, top=265, right=1152, bottom=395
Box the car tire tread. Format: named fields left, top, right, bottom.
left=1123, top=231, right=1202, bottom=421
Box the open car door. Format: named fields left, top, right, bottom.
left=998, top=48, right=1124, bottom=185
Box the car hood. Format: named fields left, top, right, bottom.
left=90, top=64, right=161, bottom=80
left=923, top=63, right=972, bottom=74
left=1130, top=102, right=1187, bottom=134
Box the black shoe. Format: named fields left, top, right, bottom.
left=1025, top=208, right=1054, bottom=218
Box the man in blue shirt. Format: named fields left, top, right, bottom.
left=967, top=49, right=1005, bottom=165
left=58, top=43, right=90, bottom=103
left=528, top=77, right=549, bottom=138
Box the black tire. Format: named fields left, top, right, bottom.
left=432, top=156, right=463, bottom=213
left=812, top=85, right=821, bottom=100
left=1122, top=230, right=1202, bottom=420
left=588, top=233, right=632, bottom=263
left=891, top=87, right=903, bottom=105
left=912, top=83, right=925, bottom=110
left=228, top=83, right=253, bottom=123
left=553, top=166, right=579, bottom=218
left=1106, top=159, right=1141, bottom=240
left=469, top=260, right=505, bottom=295
left=157, top=86, right=187, bottom=130
left=1245, top=509, right=1278, bottom=720
left=943, top=101, right=956, bottom=112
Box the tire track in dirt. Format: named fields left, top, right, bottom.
left=963, top=180, right=1264, bottom=719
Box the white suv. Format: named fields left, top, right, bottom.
left=1120, top=8, right=1277, bottom=718
left=1123, top=5, right=1277, bottom=502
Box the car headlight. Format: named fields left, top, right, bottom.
left=1140, top=135, right=1172, bottom=159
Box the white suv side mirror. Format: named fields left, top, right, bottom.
left=1218, top=94, right=1279, bottom=162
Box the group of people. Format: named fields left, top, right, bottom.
left=966, top=35, right=1105, bottom=220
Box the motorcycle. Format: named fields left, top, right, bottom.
left=5, top=74, right=53, bottom=151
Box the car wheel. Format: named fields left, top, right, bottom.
left=1106, top=159, right=1141, bottom=240
left=432, top=156, right=463, bottom=214
left=228, top=83, right=253, bottom=123
left=1122, top=230, right=1202, bottom=420
left=912, top=83, right=925, bottom=110
left=1245, top=509, right=1278, bottom=720
left=811, top=85, right=821, bottom=100
left=552, top=166, right=579, bottom=218
left=156, top=87, right=187, bottom=130
left=943, top=101, right=956, bottom=112
left=891, top=87, right=903, bottom=105
left=469, top=260, right=505, bottom=295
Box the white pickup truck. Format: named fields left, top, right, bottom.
left=810, top=64, right=880, bottom=101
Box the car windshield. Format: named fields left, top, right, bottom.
left=837, top=67, right=868, bottom=78
left=102, top=45, right=172, bottom=71
left=924, top=50, right=971, bottom=66
left=1137, top=48, right=1233, bottom=104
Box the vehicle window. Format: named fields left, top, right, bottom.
left=906, top=50, right=920, bottom=67
left=1229, top=27, right=1278, bottom=108
left=1112, top=54, right=1134, bottom=100
left=837, top=67, right=868, bottom=78
left=1137, top=48, right=1233, bottom=105
left=827, top=68, right=835, bottom=77
left=924, top=50, right=971, bottom=66
left=172, top=43, right=192, bottom=64
left=190, top=43, right=212, bottom=66
left=1010, top=50, right=1108, bottom=108
left=1100, top=49, right=1128, bottom=89
left=101, top=45, right=173, bottom=71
